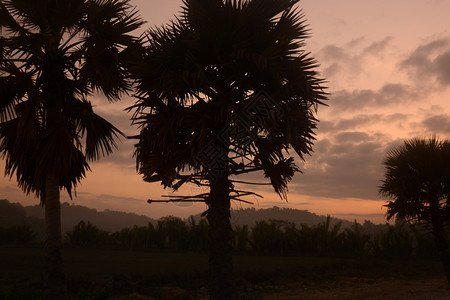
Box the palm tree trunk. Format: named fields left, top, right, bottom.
left=43, top=173, right=68, bottom=299
left=207, top=175, right=237, bottom=300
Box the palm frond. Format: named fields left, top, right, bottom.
left=263, top=157, right=299, bottom=201
left=0, top=0, right=34, bottom=35
left=67, top=98, right=123, bottom=161
left=29, top=123, right=89, bottom=195
left=0, top=0, right=142, bottom=199
left=0, top=76, right=25, bottom=122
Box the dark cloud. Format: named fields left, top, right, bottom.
left=362, top=36, right=393, bottom=56
left=334, top=213, right=386, bottom=224
left=334, top=213, right=384, bottom=218
left=400, top=38, right=450, bottom=86
left=401, top=39, right=448, bottom=66
left=97, top=193, right=144, bottom=203
left=321, top=44, right=351, bottom=61
left=335, top=131, right=371, bottom=143
left=0, top=184, right=21, bottom=193
left=320, top=116, right=373, bottom=133
left=318, top=114, right=409, bottom=148
left=323, top=63, right=341, bottom=78
left=319, top=115, right=381, bottom=133
left=422, top=114, right=450, bottom=134
left=346, top=37, right=366, bottom=49
left=318, top=36, right=393, bottom=78
left=319, top=44, right=354, bottom=77
left=331, top=83, right=417, bottom=112
left=435, top=51, right=450, bottom=85
left=384, top=113, right=409, bottom=122
left=320, top=37, right=392, bottom=62
left=292, top=132, right=390, bottom=200
left=94, top=138, right=136, bottom=169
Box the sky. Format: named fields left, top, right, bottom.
left=1, top=0, right=450, bottom=224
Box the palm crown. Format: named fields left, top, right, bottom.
left=131, top=0, right=327, bottom=201
left=0, top=0, right=144, bottom=200
left=380, top=137, right=450, bottom=223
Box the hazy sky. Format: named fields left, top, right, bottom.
left=1, top=0, right=450, bottom=224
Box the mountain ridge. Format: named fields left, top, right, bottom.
left=1, top=199, right=354, bottom=239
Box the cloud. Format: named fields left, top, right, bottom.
left=97, top=193, right=144, bottom=203
left=334, top=213, right=384, bottom=218
left=318, top=36, right=393, bottom=78
left=422, top=114, right=450, bottom=134
left=0, top=184, right=22, bottom=194
left=293, top=132, right=391, bottom=200
left=319, top=43, right=359, bottom=78
left=335, top=131, right=371, bottom=143
left=331, top=83, right=417, bottom=112
left=321, top=44, right=351, bottom=61
left=319, top=36, right=392, bottom=62
left=400, top=38, right=450, bottom=86
left=318, top=114, right=409, bottom=134
left=362, top=36, right=393, bottom=56
left=435, top=51, right=450, bottom=85
left=94, top=138, right=136, bottom=169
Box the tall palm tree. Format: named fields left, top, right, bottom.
left=130, top=0, right=326, bottom=298
left=0, top=0, right=143, bottom=298
left=380, top=137, right=450, bottom=283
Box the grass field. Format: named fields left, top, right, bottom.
left=0, top=247, right=449, bottom=299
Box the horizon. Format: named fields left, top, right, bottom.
left=3, top=198, right=387, bottom=225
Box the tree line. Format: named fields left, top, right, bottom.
left=2, top=215, right=438, bottom=260
left=63, top=217, right=441, bottom=259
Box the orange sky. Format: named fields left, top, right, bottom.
left=2, top=0, right=450, bottom=224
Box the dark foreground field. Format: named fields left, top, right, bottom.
left=1, top=248, right=449, bottom=299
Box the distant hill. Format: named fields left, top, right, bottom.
left=2, top=199, right=355, bottom=241
left=191, top=206, right=353, bottom=229
left=228, top=206, right=353, bottom=228
left=0, top=199, right=45, bottom=238
left=24, top=202, right=156, bottom=234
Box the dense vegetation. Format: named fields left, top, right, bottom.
left=1, top=204, right=438, bottom=260
left=60, top=217, right=437, bottom=259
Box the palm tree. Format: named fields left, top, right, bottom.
left=380, top=137, right=450, bottom=282
left=130, top=0, right=326, bottom=298
left=0, top=0, right=143, bottom=298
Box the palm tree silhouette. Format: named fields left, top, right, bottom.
left=380, top=137, right=450, bottom=283
left=130, top=0, right=326, bottom=298
left=0, top=0, right=143, bottom=298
